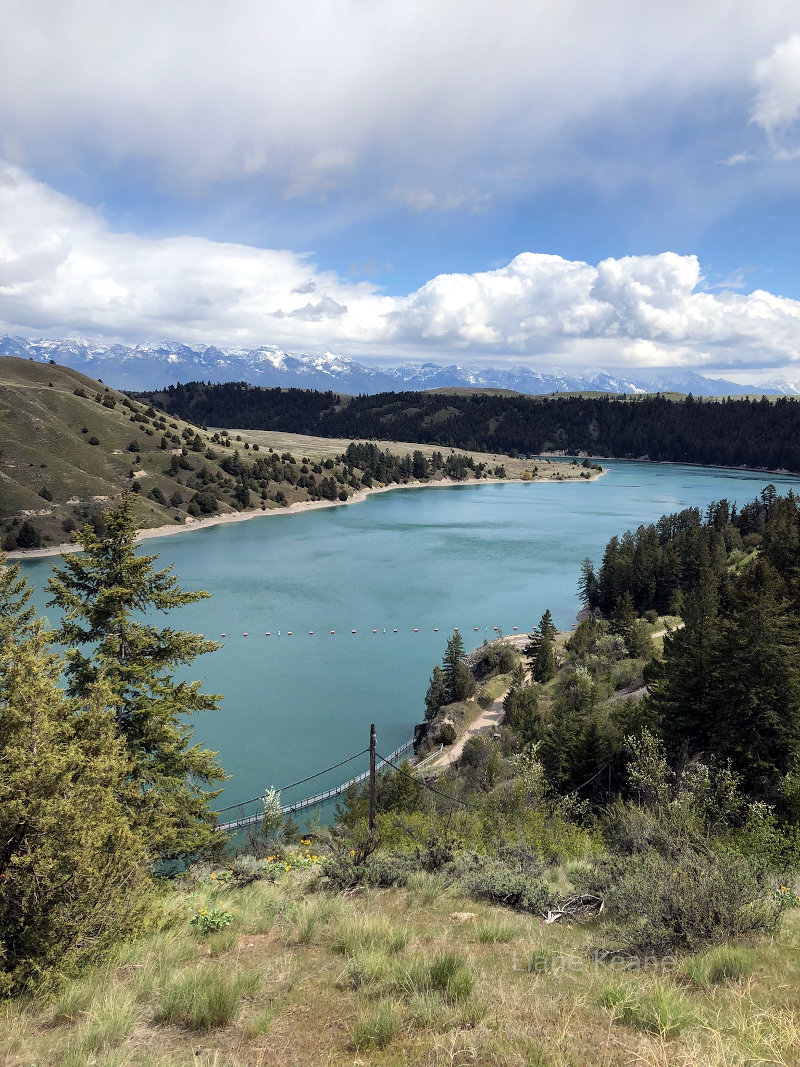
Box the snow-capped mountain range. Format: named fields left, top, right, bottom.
left=0, top=334, right=795, bottom=397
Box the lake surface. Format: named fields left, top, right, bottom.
left=19, top=460, right=800, bottom=815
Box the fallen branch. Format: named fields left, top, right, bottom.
left=543, top=894, right=604, bottom=924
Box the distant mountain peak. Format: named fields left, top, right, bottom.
left=0, top=333, right=782, bottom=397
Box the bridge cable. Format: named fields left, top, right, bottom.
left=214, top=747, right=371, bottom=813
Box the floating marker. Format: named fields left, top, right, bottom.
left=513, top=626, right=518, bottom=631
left=220, top=632, right=226, bottom=637
left=493, top=626, right=499, bottom=631
left=287, top=631, right=292, bottom=636
left=309, top=631, right=314, bottom=635
left=474, top=627, right=478, bottom=631
left=454, top=626, right=459, bottom=631
left=372, top=629, right=377, bottom=633
left=352, top=630, right=356, bottom=634
left=434, top=627, right=438, bottom=632
left=265, top=632, right=271, bottom=636
left=330, top=630, right=335, bottom=634
left=243, top=632, right=248, bottom=637
left=414, top=628, right=418, bottom=632
left=393, top=628, right=398, bottom=633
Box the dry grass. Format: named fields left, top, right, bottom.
left=1, top=877, right=798, bottom=1066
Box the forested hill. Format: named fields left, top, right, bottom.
left=133, top=383, right=800, bottom=473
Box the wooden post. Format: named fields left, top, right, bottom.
left=369, top=723, right=376, bottom=836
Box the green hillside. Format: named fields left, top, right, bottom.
left=1, top=357, right=577, bottom=552
left=0, top=357, right=242, bottom=549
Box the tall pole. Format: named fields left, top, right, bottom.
left=369, top=723, right=376, bottom=836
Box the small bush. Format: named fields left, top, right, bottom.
left=592, top=847, right=785, bottom=954
left=437, top=722, right=457, bottom=745
left=88, top=435, right=100, bottom=446
left=38, top=487, right=53, bottom=501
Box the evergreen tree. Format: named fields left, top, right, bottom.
left=441, top=630, right=467, bottom=703
left=0, top=623, right=149, bottom=995
left=526, top=609, right=558, bottom=682
left=577, top=557, right=599, bottom=611
left=0, top=551, right=37, bottom=647
left=649, top=569, right=720, bottom=760
left=47, top=493, right=227, bottom=863
left=503, top=684, right=540, bottom=745
left=424, top=665, right=447, bottom=720
left=708, top=560, right=800, bottom=797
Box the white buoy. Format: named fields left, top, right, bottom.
left=265, top=632, right=271, bottom=636
left=220, top=632, right=226, bottom=637
left=352, top=629, right=356, bottom=634
left=330, top=630, right=335, bottom=634
left=372, top=629, right=377, bottom=633
left=414, top=627, right=418, bottom=632
left=287, top=631, right=292, bottom=636
left=309, top=631, right=314, bottom=635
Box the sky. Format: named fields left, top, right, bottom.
left=2, top=1, right=800, bottom=382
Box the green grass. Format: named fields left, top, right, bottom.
left=154, top=967, right=259, bottom=1031
left=3, top=870, right=800, bottom=1065
left=599, top=978, right=695, bottom=1037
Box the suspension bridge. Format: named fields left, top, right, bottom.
left=215, top=736, right=441, bottom=833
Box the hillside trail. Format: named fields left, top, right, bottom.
left=423, top=624, right=683, bottom=773
left=424, top=634, right=529, bottom=772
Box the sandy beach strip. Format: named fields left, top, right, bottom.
left=7, top=467, right=604, bottom=562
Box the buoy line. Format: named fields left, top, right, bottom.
left=216, top=625, right=531, bottom=639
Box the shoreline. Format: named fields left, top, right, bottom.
left=538, top=451, right=799, bottom=479
left=8, top=467, right=605, bottom=561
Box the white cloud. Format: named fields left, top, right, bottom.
left=0, top=1, right=798, bottom=207
left=2, top=164, right=800, bottom=374
left=753, top=33, right=800, bottom=133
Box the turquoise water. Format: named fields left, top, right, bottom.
left=19, top=460, right=800, bottom=811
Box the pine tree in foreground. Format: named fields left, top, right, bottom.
left=0, top=623, right=150, bottom=996
left=47, top=492, right=227, bottom=863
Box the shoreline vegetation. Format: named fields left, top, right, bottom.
left=8, top=461, right=605, bottom=561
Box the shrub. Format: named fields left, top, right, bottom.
left=149, top=486, right=167, bottom=505
left=88, top=435, right=100, bottom=446
left=455, top=846, right=554, bottom=914
left=437, top=722, right=457, bottom=745
left=591, top=847, right=786, bottom=954
left=38, top=487, right=53, bottom=501
left=15, top=521, right=41, bottom=549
